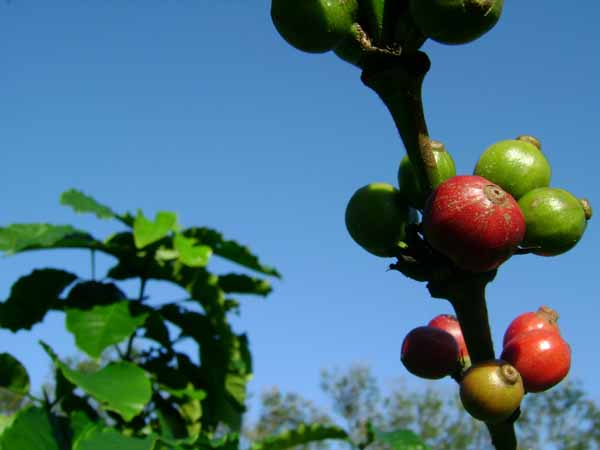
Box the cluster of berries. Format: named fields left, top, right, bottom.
left=401, top=307, right=571, bottom=423
left=271, top=0, right=504, bottom=61
left=345, top=136, right=591, bottom=272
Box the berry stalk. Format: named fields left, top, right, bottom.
left=361, top=52, right=437, bottom=198
left=445, top=274, right=518, bottom=450
left=361, top=49, right=519, bottom=450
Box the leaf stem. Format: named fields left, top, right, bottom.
left=361, top=51, right=437, bottom=196
left=91, top=249, right=96, bottom=280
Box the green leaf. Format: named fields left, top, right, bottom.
left=218, top=273, right=272, bottom=296
left=0, top=414, right=15, bottom=436
left=105, top=232, right=174, bottom=281
left=0, top=354, right=29, bottom=395
left=250, top=424, right=349, bottom=450
left=68, top=412, right=97, bottom=445
left=0, top=224, right=96, bottom=255
left=60, top=189, right=116, bottom=220
left=0, top=406, right=60, bottom=450
left=370, top=425, right=431, bottom=450
left=74, top=427, right=156, bottom=450
left=183, top=227, right=281, bottom=278
left=143, top=312, right=172, bottom=348
left=66, top=301, right=149, bottom=359
left=134, top=211, right=178, bottom=249
left=41, top=342, right=152, bottom=421
left=160, top=305, right=211, bottom=344
left=173, top=233, right=212, bottom=267
left=64, top=281, right=127, bottom=310
left=225, top=373, right=249, bottom=407
left=0, top=269, right=77, bottom=331
left=161, top=384, right=207, bottom=402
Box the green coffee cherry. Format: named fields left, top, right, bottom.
left=518, top=187, right=588, bottom=256
left=474, top=138, right=551, bottom=200
left=398, top=140, right=456, bottom=209
left=271, top=0, right=359, bottom=53
left=409, top=0, right=503, bottom=45
left=345, top=183, right=417, bottom=257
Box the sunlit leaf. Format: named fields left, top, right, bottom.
left=370, top=425, right=431, bottom=450
left=0, top=407, right=60, bottom=450
left=183, top=227, right=281, bottom=278
left=0, top=224, right=96, bottom=255
left=134, top=211, right=178, bottom=249
left=41, top=342, right=151, bottom=421
left=161, top=384, right=207, bottom=402
left=73, top=426, right=156, bottom=450
left=60, top=189, right=116, bottom=219
left=225, top=373, right=249, bottom=407
left=0, top=414, right=15, bottom=446
left=66, top=301, right=149, bottom=359
left=250, top=424, right=349, bottom=450
left=173, top=233, right=212, bottom=267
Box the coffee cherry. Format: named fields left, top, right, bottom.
left=334, top=25, right=364, bottom=67
left=409, top=0, right=503, bottom=45
left=501, top=329, right=571, bottom=393
left=427, top=314, right=469, bottom=362
left=271, top=0, right=358, bottom=53
left=502, top=306, right=560, bottom=347
left=422, top=175, right=525, bottom=272
left=398, top=140, right=456, bottom=210
left=459, top=360, right=524, bottom=423
left=401, top=326, right=459, bottom=379
left=474, top=138, right=551, bottom=200
left=518, top=187, right=588, bottom=256
left=345, top=183, right=417, bottom=257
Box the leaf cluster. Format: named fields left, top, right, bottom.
left=0, top=190, right=280, bottom=450
left=0, top=190, right=427, bottom=450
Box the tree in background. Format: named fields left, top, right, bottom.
left=247, top=365, right=600, bottom=450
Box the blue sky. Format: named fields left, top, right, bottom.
left=1, top=0, right=599, bottom=423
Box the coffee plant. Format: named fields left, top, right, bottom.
left=270, top=0, right=591, bottom=449
left=0, top=190, right=387, bottom=450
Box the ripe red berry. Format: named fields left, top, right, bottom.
left=501, top=329, right=571, bottom=393
left=502, top=306, right=560, bottom=347
left=401, top=326, right=459, bottom=379
left=427, top=314, right=469, bottom=361
left=422, top=175, right=526, bottom=272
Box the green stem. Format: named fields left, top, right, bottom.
left=124, top=278, right=147, bottom=361
left=90, top=249, right=96, bottom=280
left=361, top=51, right=437, bottom=196
left=447, top=281, right=495, bottom=363
left=445, top=276, right=518, bottom=450
left=361, top=48, right=519, bottom=450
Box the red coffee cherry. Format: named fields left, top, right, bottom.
left=502, top=306, right=560, bottom=347
left=427, top=314, right=469, bottom=362
left=422, top=175, right=525, bottom=272
left=501, top=329, right=571, bottom=393
left=401, top=326, right=459, bottom=379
